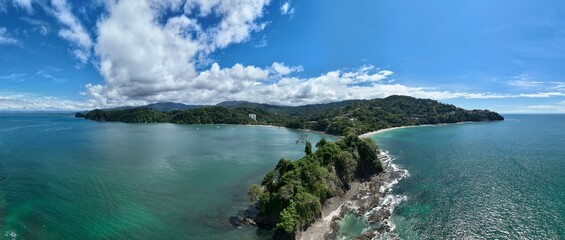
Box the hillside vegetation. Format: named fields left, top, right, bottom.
left=249, top=135, right=383, bottom=239
left=79, top=95, right=504, bottom=136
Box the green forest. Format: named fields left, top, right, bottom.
left=78, top=95, right=504, bottom=136
left=248, top=135, right=383, bottom=238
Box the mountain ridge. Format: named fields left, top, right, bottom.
left=76, top=95, right=504, bottom=136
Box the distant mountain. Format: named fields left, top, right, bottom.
left=77, top=95, right=504, bottom=136
left=143, top=102, right=202, bottom=112
left=216, top=100, right=283, bottom=110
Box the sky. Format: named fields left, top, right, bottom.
left=1, top=0, right=565, bottom=113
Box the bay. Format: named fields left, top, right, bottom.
left=0, top=114, right=332, bottom=239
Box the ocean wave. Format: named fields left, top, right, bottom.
left=45, top=127, right=72, bottom=131
left=369, top=150, right=409, bottom=239
left=4, top=230, right=17, bottom=240
left=0, top=123, right=58, bottom=133
left=338, top=149, right=409, bottom=239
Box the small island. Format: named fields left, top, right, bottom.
left=76, top=95, right=503, bottom=239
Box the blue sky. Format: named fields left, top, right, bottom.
left=1, top=0, right=565, bottom=113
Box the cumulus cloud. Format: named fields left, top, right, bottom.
left=85, top=0, right=453, bottom=108
left=49, top=0, right=92, bottom=63
left=87, top=61, right=468, bottom=107
left=86, top=0, right=271, bottom=106
left=0, top=27, right=20, bottom=45
left=91, top=0, right=199, bottom=105
left=179, top=0, right=270, bottom=52
left=2, top=0, right=557, bottom=111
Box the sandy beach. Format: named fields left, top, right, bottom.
left=358, top=126, right=414, bottom=138
left=358, top=122, right=473, bottom=138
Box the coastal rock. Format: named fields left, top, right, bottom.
left=243, top=217, right=257, bottom=226
left=355, top=231, right=376, bottom=240
left=376, top=221, right=392, bottom=234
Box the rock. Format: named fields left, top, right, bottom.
left=229, top=216, right=243, bottom=228
left=376, top=222, right=391, bottom=234
left=355, top=231, right=376, bottom=240
left=243, top=217, right=257, bottom=226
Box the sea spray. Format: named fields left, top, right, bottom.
left=334, top=150, right=409, bottom=239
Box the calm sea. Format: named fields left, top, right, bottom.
left=372, top=114, right=565, bottom=239
left=0, top=114, right=331, bottom=239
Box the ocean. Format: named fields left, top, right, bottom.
left=2, top=114, right=564, bottom=239
left=0, top=114, right=331, bottom=239
left=367, top=114, right=565, bottom=239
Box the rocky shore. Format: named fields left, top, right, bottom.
left=298, top=152, right=407, bottom=240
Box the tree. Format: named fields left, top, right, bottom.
left=248, top=184, right=263, bottom=203
left=304, top=141, right=312, bottom=155
left=295, top=132, right=310, bottom=145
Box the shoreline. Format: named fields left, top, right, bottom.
left=297, top=182, right=361, bottom=240
left=244, top=123, right=342, bottom=138
left=303, top=121, right=478, bottom=239
left=298, top=151, right=408, bottom=240
left=358, top=125, right=416, bottom=138
left=358, top=124, right=438, bottom=139
left=359, top=121, right=478, bottom=139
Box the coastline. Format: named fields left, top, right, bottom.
left=358, top=124, right=435, bottom=139
left=302, top=121, right=480, bottom=239
left=297, top=182, right=360, bottom=240
left=244, top=123, right=342, bottom=138
left=298, top=150, right=408, bottom=240
left=358, top=121, right=477, bottom=139
left=358, top=126, right=414, bottom=138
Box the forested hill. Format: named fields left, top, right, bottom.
left=77, top=95, right=504, bottom=136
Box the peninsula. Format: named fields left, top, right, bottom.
left=76, top=95, right=503, bottom=136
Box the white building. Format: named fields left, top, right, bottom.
left=248, top=114, right=257, bottom=121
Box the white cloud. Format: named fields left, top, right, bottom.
left=87, top=0, right=271, bottom=106
left=0, top=27, right=20, bottom=45
left=20, top=17, right=51, bottom=35
left=50, top=0, right=92, bottom=63
left=12, top=0, right=33, bottom=13
left=2, top=0, right=557, bottom=111
left=253, top=35, right=268, bottom=48
left=36, top=68, right=66, bottom=83
left=270, top=62, right=302, bottom=75
left=92, top=0, right=200, bottom=105
left=0, top=94, right=95, bottom=111
left=0, top=73, right=27, bottom=80
left=512, top=101, right=565, bottom=113
left=280, top=2, right=294, bottom=16
left=517, top=92, right=565, bottom=98
left=204, top=0, right=270, bottom=51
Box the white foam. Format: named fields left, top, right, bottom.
left=5, top=230, right=17, bottom=240
left=367, top=149, right=409, bottom=238
left=0, top=123, right=57, bottom=133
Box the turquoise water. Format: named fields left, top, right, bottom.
left=0, top=114, right=331, bottom=239
left=372, top=115, right=565, bottom=239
